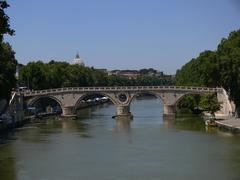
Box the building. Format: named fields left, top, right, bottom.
left=118, top=70, right=141, bottom=79
left=108, top=70, right=141, bottom=79
left=73, top=52, right=85, bottom=66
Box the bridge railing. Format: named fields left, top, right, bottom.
left=22, top=86, right=223, bottom=96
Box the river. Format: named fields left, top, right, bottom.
left=1, top=97, right=240, bottom=180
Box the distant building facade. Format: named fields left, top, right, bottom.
left=104, top=69, right=175, bottom=84
left=107, top=70, right=140, bottom=79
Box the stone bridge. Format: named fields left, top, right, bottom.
left=22, top=86, right=235, bottom=118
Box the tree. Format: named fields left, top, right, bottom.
left=176, top=29, right=240, bottom=112
left=199, top=93, right=221, bottom=116
left=216, top=30, right=240, bottom=107
left=19, top=60, right=172, bottom=90
left=0, top=1, right=17, bottom=101
left=175, top=50, right=220, bottom=87
left=177, top=94, right=201, bottom=112
left=0, top=1, right=14, bottom=42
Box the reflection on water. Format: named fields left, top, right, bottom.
left=166, top=115, right=205, bottom=131
left=114, top=119, right=132, bottom=133
left=1, top=97, right=240, bottom=180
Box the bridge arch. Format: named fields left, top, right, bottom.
left=28, top=95, right=63, bottom=107
left=129, top=91, right=164, bottom=117
left=27, top=95, right=63, bottom=114
left=174, top=92, right=205, bottom=107
left=74, top=92, right=118, bottom=109
left=129, top=91, right=164, bottom=105
left=173, top=90, right=223, bottom=108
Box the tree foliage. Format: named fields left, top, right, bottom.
left=0, top=1, right=14, bottom=42
left=176, top=50, right=220, bottom=87
left=0, top=1, right=17, bottom=101
left=176, top=29, right=240, bottom=109
left=19, top=61, right=173, bottom=90
left=199, top=93, right=221, bottom=115
left=139, top=68, right=158, bottom=75
left=177, top=94, right=201, bottom=112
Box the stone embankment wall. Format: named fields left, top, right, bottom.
left=215, top=88, right=235, bottom=118
left=9, top=93, right=25, bottom=123
left=0, top=93, right=25, bottom=132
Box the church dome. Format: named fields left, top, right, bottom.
left=73, top=53, right=85, bottom=66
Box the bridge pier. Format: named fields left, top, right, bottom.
left=115, top=105, right=133, bottom=119
left=62, top=106, right=76, bottom=117
left=163, top=105, right=176, bottom=116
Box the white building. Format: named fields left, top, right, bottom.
left=73, top=52, right=85, bottom=66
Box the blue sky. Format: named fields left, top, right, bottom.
left=5, top=0, right=240, bottom=74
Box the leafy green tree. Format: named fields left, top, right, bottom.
left=199, top=93, right=221, bottom=116
left=176, top=50, right=220, bottom=87
left=139, top=68, right=157, bottom=75
left=177, top=94, right=201, bottom=112
left=176, top=29, right=240, bottom=112
left=0, top=43, right=17, bottom=100
left=217, top=30, right=240, bottom=107
left=19, top=61, right=173, bottom=90
left=21, top=61, right=48, bottom=90
left=0, top=1, right=17, bottom=101
left=0, top=1, right=14, bottom=42
left=47, top=61, right=69, bottom=88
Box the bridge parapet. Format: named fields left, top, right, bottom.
left=23, top=86, right=222, bottom=97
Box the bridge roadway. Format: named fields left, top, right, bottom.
left=22, top=86, right=234, bottom=118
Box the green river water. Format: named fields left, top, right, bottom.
left=0, top=97, right=240, bottom=180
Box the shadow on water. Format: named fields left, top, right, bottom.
left=0, top=143, right=17, bottom=180
left=2, top=116, right=92, bottom=145
left=162, top=113, right=232, bottom=135
left=0, top=131, right=17, bottom=145
left=162, top=114, right=206, bottom=132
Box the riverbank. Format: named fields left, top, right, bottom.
left=0, top=118, right=29, bottom=134
left=216, top=118, right=240, bottom=133
left=177, top=109, right=240, bottom=134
